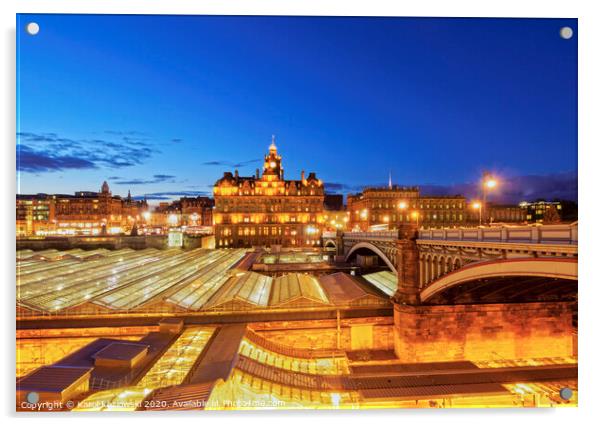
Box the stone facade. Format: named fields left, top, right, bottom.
left=347, top=186, right=466, bottom=231
left=393, top=302, right=574, bottom=362
left=391, top=224, right=576, bottom=362
left=213, top=140, right=325, bottom=248
left=393, top=225, right=420, bottom=305
left=251, top=317, right=394, bottom=351
left=17, top=181, right=148, bottom=237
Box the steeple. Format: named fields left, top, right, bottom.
left=101, top=180, right=110, bottom=194
left=263, top=135, right=283, bottom=179
left=388, top=171, right=392, bottom=189
left=269, top=134, right=277, bottom=153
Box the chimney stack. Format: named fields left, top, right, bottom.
left=234, top=169, right=239, bottom=178
left=301, top=170, right=305, bottom=181
left=256, top=168, right=260, bottom=179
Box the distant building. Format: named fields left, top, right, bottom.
left=519, top=200, right=577, bottom=223
left=467, top=203, right=526, bottom=224
left=213, top=139, right=325, bottom=248
left=149, top=197, right=214, bottom=231
left=16, top=181, right=148, bottom=237
left=16, top=194, right=56, bottom=237
left=347, top=186, right=466, bottom=231
left=181, top=197, right=214, bottom=227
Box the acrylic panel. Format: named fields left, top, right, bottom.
left=16, top=14, right=578, bottom=411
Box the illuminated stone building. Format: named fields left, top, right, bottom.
left=347, top=186, right=466, bottom=231
left=180, top=197, right=214, bottom=227
left=16, top=181, right=148, bottom=236
left=213, top=139, right=324, bottom=248
left=470, top=203, right=526, bottom=224
left=54, top=182, right=129, bottom=235
left=519, top=200, right=577, bottom=223
left=16, top=194, right=56, bottom=237
left=149, top=197, right=214, bottom=230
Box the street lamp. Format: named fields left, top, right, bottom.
left=482, top=173, right=498, bottom=225
left=472, top=201, right=482, bottom=226
left=411, top=211, right=419, bottom=227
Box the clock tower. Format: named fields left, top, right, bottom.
left=263, top=135, right=283, bottom=180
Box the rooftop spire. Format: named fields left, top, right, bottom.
left=269, top=134, right=277, bottom=152
left=388, top=171, right=392, bottom=189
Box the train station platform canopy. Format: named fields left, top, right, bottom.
left=361, top=271, right=397, bottom=297
left=17, top=249, right=391, bottom=316
left=269, top=274, right=330, bottom=307
left=204, top=271, right=273, bottom=310
left=318, top=272, right=388, bottom=305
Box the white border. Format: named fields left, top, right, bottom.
left=2, top=1, right=601, bottom=425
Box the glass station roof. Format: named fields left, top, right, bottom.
left=205, top=271, right=273, bottom=309
left=270, top=274, right=330, bottom=306
left=361, top=271, right=398, bottom=297
left=17, top=249, right=391, bottom=314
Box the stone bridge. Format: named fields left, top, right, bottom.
left=332, top=223, right=578, bottom=304
left=325, top=223, right=578, bottom=362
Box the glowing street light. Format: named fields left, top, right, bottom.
left=482, top=173, right=498, bottom=225
left=485, top=178, right=497, bottom=189
left=398, top=201, right=407, bottom=210
left=411, top=211, right=419, bottom=226
left=472, top=201, right=482, bottom=226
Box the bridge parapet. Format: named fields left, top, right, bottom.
left=342, top=231, right=399, bottom=241
left=418, top=223, right=578, bottom=245
left=339, top=224, right=578, bottom=295
left=417, top=224, right=578, bottom=290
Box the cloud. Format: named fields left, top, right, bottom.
left=17, top=145, right=96, bottom=172
left=17, top=131, right=162, bottom=173
left=324, top=171, right=577, bottom=203
left=323, top=182, right=364, bottom=194
left=171, top=138, right=183, bottom=143
left=111, top=174, right=177, bottom=185
left=418, top=171, right=577, bottom=203
left=133, top=190, right=211, bottom=201
left=104, top=130, right=147, bottom=136
left=202, top=158, right=261, bottom=168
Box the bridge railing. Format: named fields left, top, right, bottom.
left=342, top=231, right=398, bottom=240
left=418, top=223, right=578, bottom=245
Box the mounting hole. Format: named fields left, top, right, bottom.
left=559, top=387, right=573, bottom=400
left=559, top=26, right=573, bottom=40
left=26, top=22, right=40, bottom=36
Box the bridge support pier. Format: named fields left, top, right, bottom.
left=390, top=223, right=575, bottom=362
left=393, top=301, right=575, bottom=362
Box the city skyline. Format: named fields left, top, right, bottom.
left=17, top=15, right=577, bottom=203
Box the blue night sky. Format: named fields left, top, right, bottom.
left=16, top=15, right=577, bottom=204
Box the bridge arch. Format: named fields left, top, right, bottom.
left=345, top=242, right=397, bottom=274
left=323, top=239, right=337, bottom=250
left=420, top=258, right=578, bottom=304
